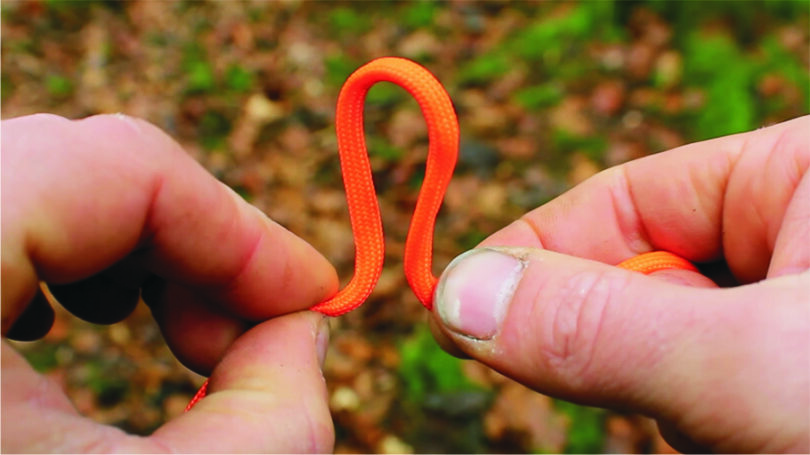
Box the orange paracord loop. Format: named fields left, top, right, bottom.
left=185, top=57, right=698, bottom=412
left=309, top=57, right=459, bottom=316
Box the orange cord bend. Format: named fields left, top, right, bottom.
left=310, top=57, right=459, bottom=316
left=185, top=57, right=698, bottom=412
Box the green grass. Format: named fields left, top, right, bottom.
left=555, top=400, right=607, bottom=453
left=402, top=0, right=439, bottom=30
left=683, top=32, right=757, bottom=140
left=45, top=74, right=73, bottom=98
left=224, top=64, right=254, bottom=93
left=399, top=325, right=482, bottom=402
left=328, top=7, right=371, bottom=37
left=514, top=83, right=565, bottom=110
left=458, top=52, right=512, bottom=86
left=198, top=110, right=231, bottom=151
left=397, top=325, right=491, bottom=452
left=21, top=343, right=60, bottom=373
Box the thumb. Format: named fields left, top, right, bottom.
left=150, top=311, right=334, bottom=453
left=431, top=247, right=808, bottom=448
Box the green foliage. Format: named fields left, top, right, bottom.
left=407, top=167, right=426, bottom=191
left=324, top=53, right=358, bottom=89
left=22, top=343, right=59, bottom=373
left=198, top=110, right=231, bottom=151
left=231, top=184, right=255, bottom=202
left=225, top=64, right=254, bottom=93
left=459, top=228, right=488, bottom=250
left=182, top=42, right=217, bottom=95
left=514, top=82, right=565, bottom=110
left=45, top=74, right=73, bottom=98
left=554, top=400, right=607, bottom=454
left=328, top=7, right=371, bottom=37
left=43, top=0, right=114, bottom=13
left=459, top=2, right=623, bottom=85
left=643, top=0, right=808, bottom=44
left=185, top=60, right=216, bottom=94
left=366, top=82, right=408, bottom=107
left=398, top=325, right=480, bottom=402
left=510, top=2, right=615, bottom=62
left=367, top=136, right=404, bottom=161
left=458, top=52, right=511, bottom=85
left=759, top=36, right=810, bottom=113
left=6, top=37, right=36, bottom=55
left=0, top=73, right=13, bottom=101
left=402, top=0, right=438, bottom=30
left=397, top=325, right=491, bottom=453
left=552, top=129, right=607, bottom=163
left=683, top=32, right=756, bottom=140
left=637, top=0, right=809, bottom=141
left=183, top=44, right=256, bottom=96
left=82, top=361, right=130, bottom=407
left=452, top=0, right=806, bottom=144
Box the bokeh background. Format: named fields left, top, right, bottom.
left=2, top=1, right=808, bottom=453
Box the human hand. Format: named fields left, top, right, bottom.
left=1, top=114, right=339, bottom=452
left=430, top=116, right=809, bottom=452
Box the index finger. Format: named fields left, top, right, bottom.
left=1, top=114, right=338, bottom=329
left=481, top=116, right=809, bottom=282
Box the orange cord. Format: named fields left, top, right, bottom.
left=310, top=57, right=458, bottom=315
left=184, top=377, right=208, bottom=412
left=616, top=250, right=698, bottom=274
left=185, top=57, right=697, bottom=411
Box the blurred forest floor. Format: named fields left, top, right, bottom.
left=2, top=1, right=808, bottom=453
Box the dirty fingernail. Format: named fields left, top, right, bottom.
left=434, top=248, right=526, bottom=340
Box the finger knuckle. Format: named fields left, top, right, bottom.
left=542, top=269, right=624, bottom=385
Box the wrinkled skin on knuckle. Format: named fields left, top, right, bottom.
left=538, top=269, right=628, bottom=390
left=175, top=390, right=334, bottom=453
left=287, top=389, right=336, bottom=453
left=273, top=388, right=335, bottom=453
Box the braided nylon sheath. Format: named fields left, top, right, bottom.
left=310, top=57, right=459, bottom=315
left=185, top=57, right=696, bottom=411
left=616, top=250, right=697, bottom=273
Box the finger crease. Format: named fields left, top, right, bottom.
left=139, top=172, right=168, bottom=249
left=518, top=216, right=548, bottom=250
left=217, top=228, right=265, bottom=296
left=615, top=166, right=654, bottom=255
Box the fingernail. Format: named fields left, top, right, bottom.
left=435, top=248, right=526, bottom=340
left=315, top=316, right=330, bottom=368
left=111, top=112, right=143, bottom=134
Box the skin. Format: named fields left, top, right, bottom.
left=2, top=113, right=340, bottom=453
left=431, top=116, right=810, bottom=452
left=4, top=112, right=808, bottom=453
